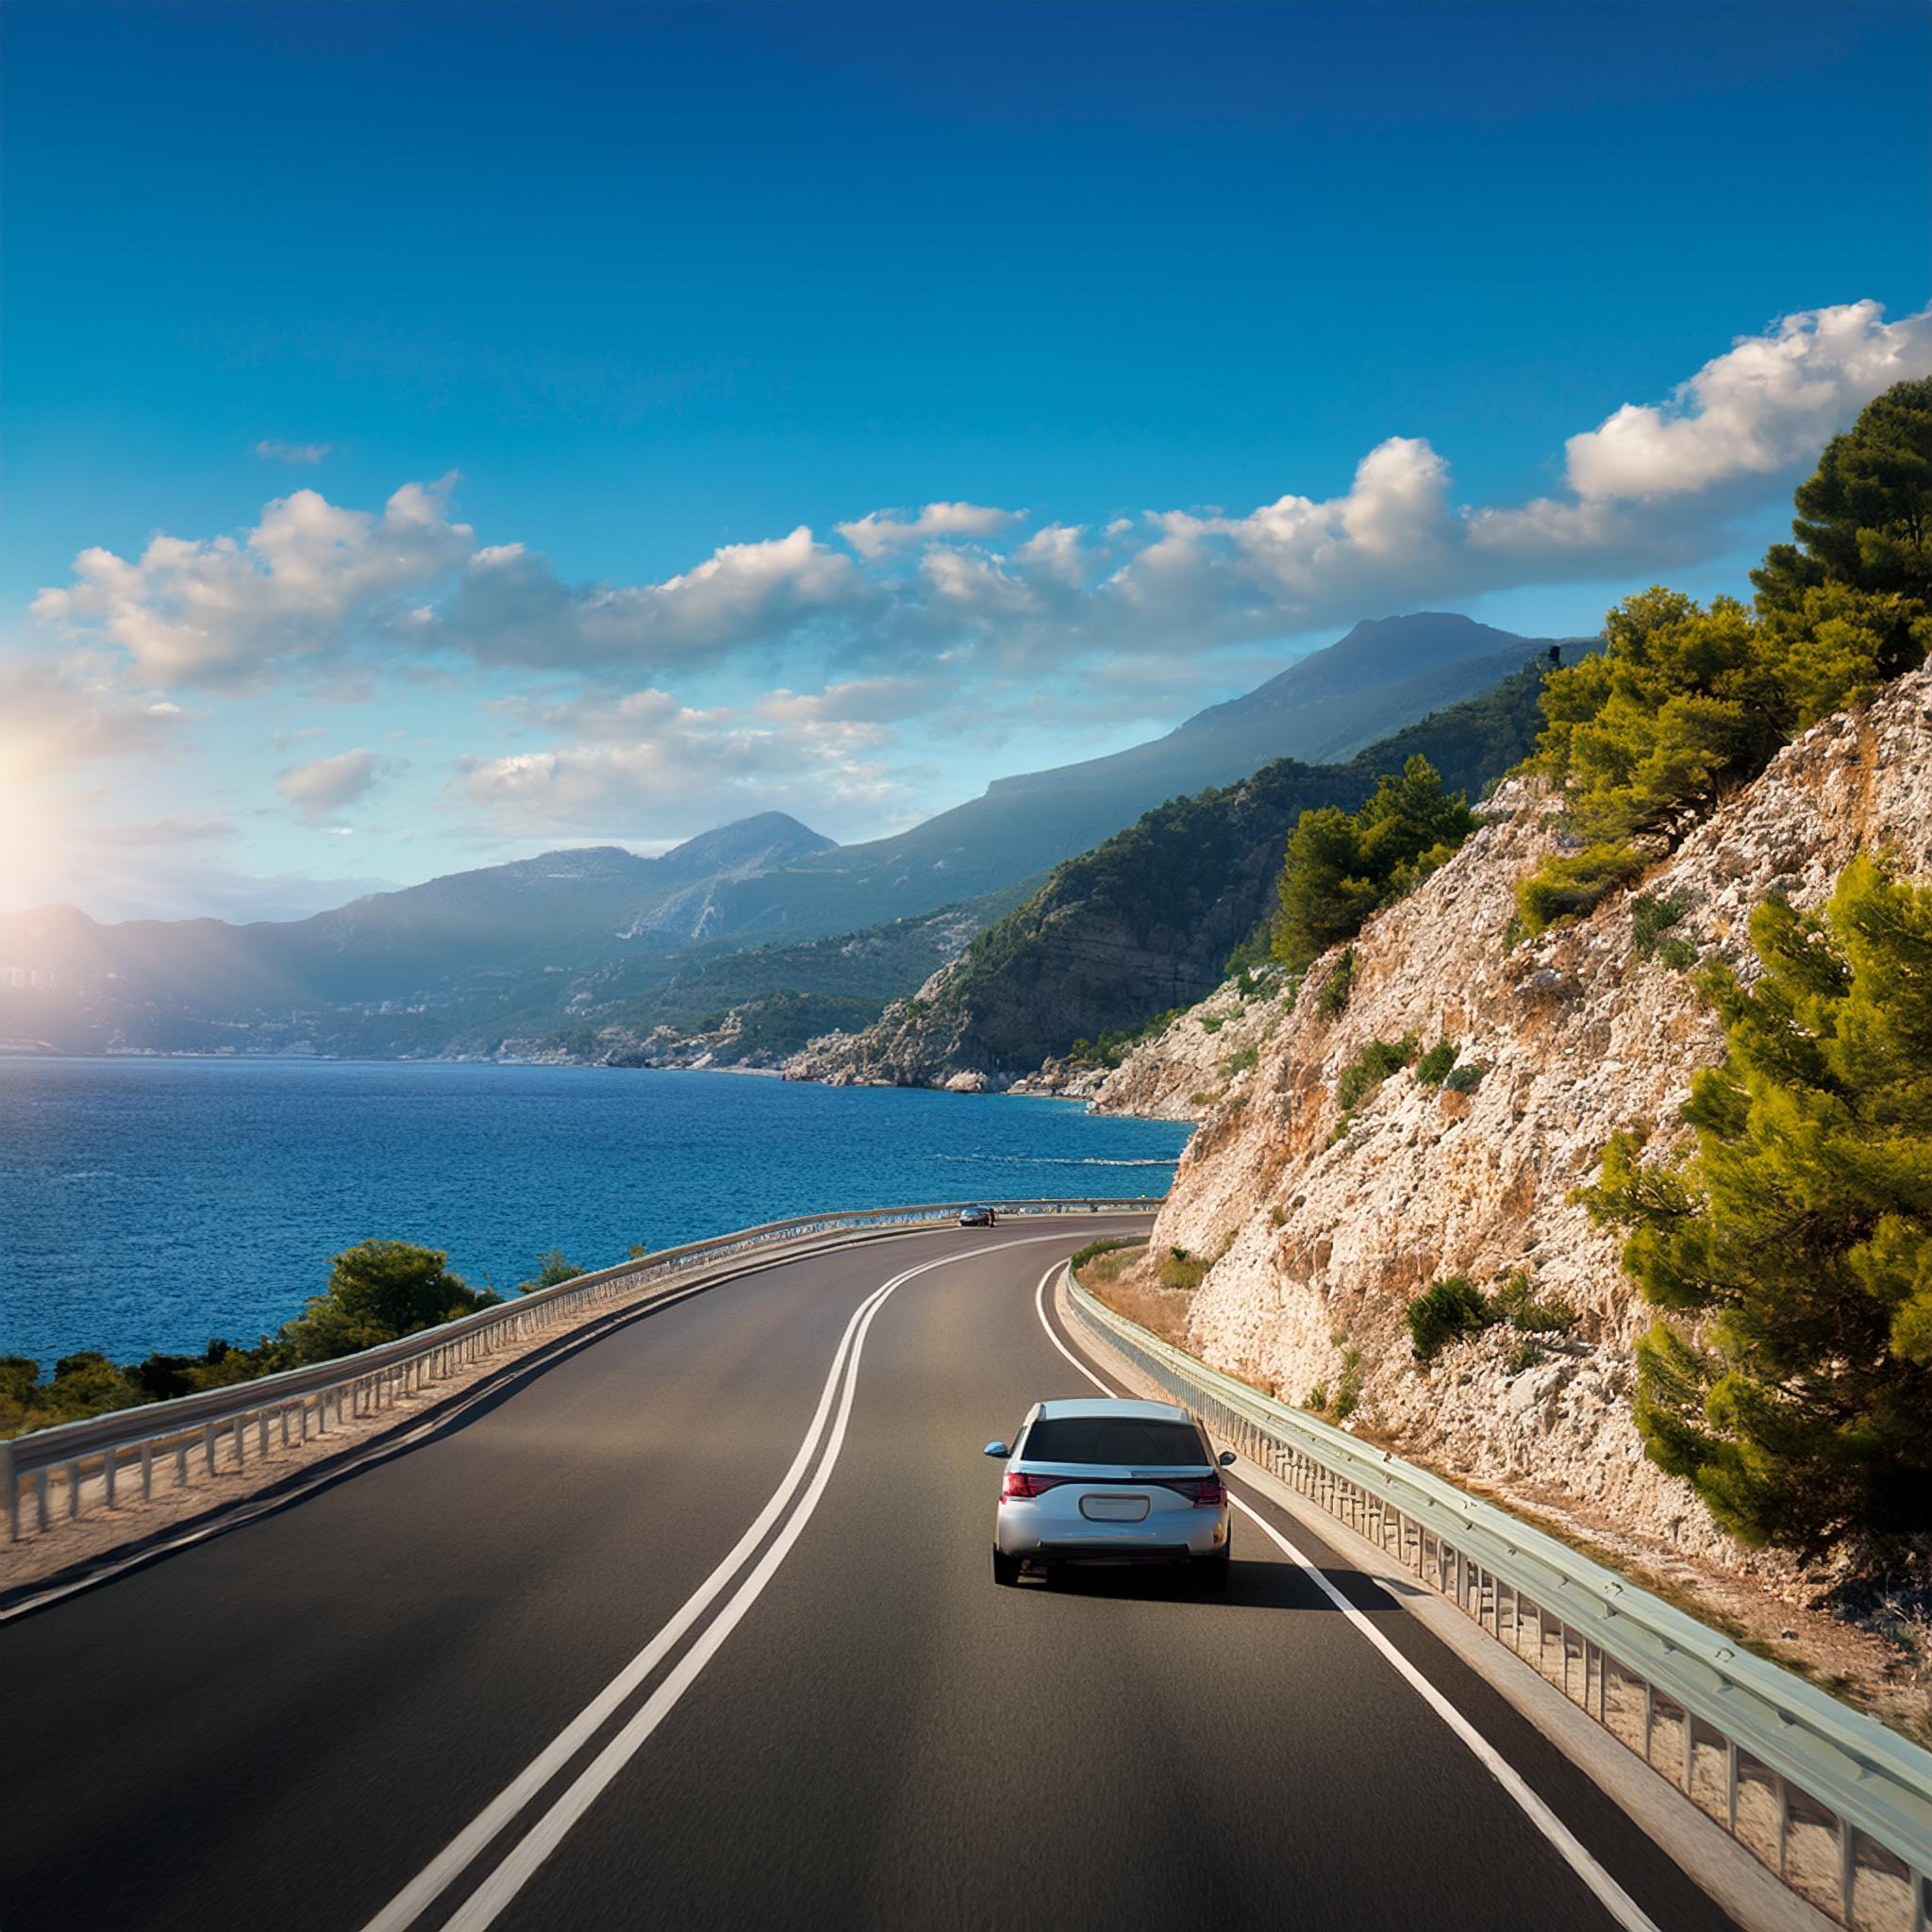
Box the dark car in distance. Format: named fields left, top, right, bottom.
left=958, top=1206, right=997, bottom=1227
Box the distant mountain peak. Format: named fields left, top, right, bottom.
left=658, top=812, right=836, bottom=879
left=1180, top=610, right=1586, bottom=735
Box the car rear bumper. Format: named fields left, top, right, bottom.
left=995, top=1508, right=1227, bottom=1559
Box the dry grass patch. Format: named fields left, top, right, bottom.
left=1074, top=1239, right=1196, bottom=1351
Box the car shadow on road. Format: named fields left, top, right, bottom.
left=1026, top=1557, right=1397, bottom=1614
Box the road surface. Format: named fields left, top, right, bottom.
left=1, top=1220, right=1740, bottom=1931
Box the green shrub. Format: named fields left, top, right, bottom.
left=1630, top=891, right=1689, bottom=958
left=1071, top=1236, right=1142, bottom=1273
left=1441, top=1062, right=1487, bottom=1094
left=281, top=1240, right=501, bottom=1363
left=1515, top=841, right=1648, bottom=936
left=1157, top=1245, right=1210, bottom=1292
left=1331, top=1347, right=1364, bottom=1421
left=1415, top=1040, right=1458, bottom=1086
left=1407, top=1276, right=1496, bottom=1362
left=1657, top=936, right=1700, bottom=972
left=1502, top=915, right=1527, bottom=952
left=517, top=1249, right=583, bottom=1295
left=1507, top=1339, right=1547, bottom=1375
left=1336, top=1034, right=1420, bottom=1110
left=1199, top=1014, right=1224, bottom=1034
left=1491, top=1269, right=1577, bottom=1334
left=1221, top=1042, right=1259, bottom=1076
left=1316, top=947, right=1356, bottom=1017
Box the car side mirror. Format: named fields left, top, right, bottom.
left=983, top=1441, right=1009, bottom=1458
left=1218, top=1451, right=1236, bottom=1467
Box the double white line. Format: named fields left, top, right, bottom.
left=366, top=1234, right=1067, bottom=1932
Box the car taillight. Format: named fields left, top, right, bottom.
left=1158, top=1475, right=1225, bottom=1507
left=1001, top=1471, right=1072, bottom=1500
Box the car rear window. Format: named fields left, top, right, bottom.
left=1022, top=1416, right=1208, bottom=1467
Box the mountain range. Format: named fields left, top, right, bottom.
left=786, top=653, right=1563, bottom=1090
left=0, top=612, right=1585, bottom=1058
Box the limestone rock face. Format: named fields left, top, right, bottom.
left=1134, top=671, right=1932, bottom=1572
left=1085, top=978, right=1290, bottom=1121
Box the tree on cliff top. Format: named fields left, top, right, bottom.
left=1579, top=856, right=1932, bottom=1557
left=1272, top=755, right=1474, bottom=973
left=1516, top=378, right=1932, bottom=938
left=1754, top=375, right=1932, bottom=618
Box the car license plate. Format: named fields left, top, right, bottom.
left=1079, top=1493, right=1150, bottom=1522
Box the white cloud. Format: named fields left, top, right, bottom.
left=0, top=656, right=184, bottom=784
left=276, top=747, right=387, bottom=819
left=756, top=675, right=944, bottom=731
left=836, top=502, right=1025, bottom=559
left=29, top=300, right=1932, bottom=695
left=426, top=525, right=868, bottom=669
left=253, top=440, right=333, bottom=465
left=32, top=478, right=473, bottom=686
left=1474, top=300, right=1932, bottom=557
left=459, top=679, right=924, bottom=841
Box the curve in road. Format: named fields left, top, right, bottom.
left=1, top=1221, right=1742, bottom=1932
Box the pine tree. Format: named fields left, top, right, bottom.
left=1273, top=756, right=1474, bottom=971
left=1579, top=857, right=1932, bottom=1556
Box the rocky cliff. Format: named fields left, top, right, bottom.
left=1123, top=671, right=1932, bottom=1602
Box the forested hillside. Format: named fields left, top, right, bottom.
left=787, top=653, right=1562, bottom=1089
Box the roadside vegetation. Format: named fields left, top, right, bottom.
left=0, top=1237, right=606, bottom=1438
left=1579, top=857, right=1932, bottom=1558
left=1406, top=1269, right=1580, bottom=1365
left=1071, top=1236, right=1203, bottom=1349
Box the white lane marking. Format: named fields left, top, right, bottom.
left=1230, top=1499, right=1663, bottom=1932
left=360, top=1265, right=896, bottom=1932
left=374, top=1232, right=1085, bottom=1932
left=1041, top=1264, right=1665, bottom=1932
left=1035, top=1260, right=1112, bottom=1391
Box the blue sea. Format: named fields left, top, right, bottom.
left=0, top=1058, right=1190, bottom=1369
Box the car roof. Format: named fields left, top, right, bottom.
left=1030, top=1398, right=1195, bottom=1424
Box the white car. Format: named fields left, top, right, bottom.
left=984, top=1397, right=1234, bottom=1590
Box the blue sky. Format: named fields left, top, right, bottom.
left=4, top=1, right=1928, bottom=921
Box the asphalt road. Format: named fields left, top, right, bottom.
left=1, top=1221, right=1742, bottom=1932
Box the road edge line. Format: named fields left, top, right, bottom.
left=1038, top=1260, right=1670, bottom=1932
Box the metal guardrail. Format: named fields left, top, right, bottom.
left=1067, top=1270, right=1932, bottom=1932
left=1, top=1198, right=1158, bottom=1544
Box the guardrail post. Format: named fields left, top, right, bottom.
left=233, top=1416, right=245, bottom=1470
left=204, top=1421, right=216, bottom=1475
left=141, top=1440, right=153, bottom=1501
left=104, top=1443, right=117, bottom=1509
left=3, top=1439, right=16, bottom=1543
left=35, top=1467, right=49, bottom=1533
